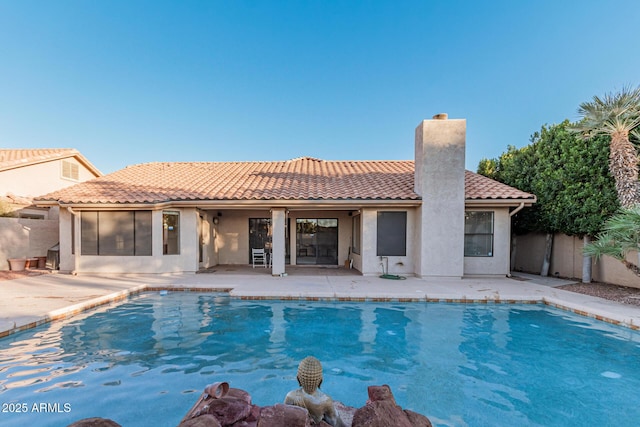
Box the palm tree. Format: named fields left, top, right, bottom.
left=583, top=207, right=640, bottom=277
left=571, top=86, right=640, bottom=208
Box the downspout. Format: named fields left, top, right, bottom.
left=509, top=202, right=525, bottom=217
left=66, top=207, right=79, bottom=275
left=508, top=203, right=525, bottom=276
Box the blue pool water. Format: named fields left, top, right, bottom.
left=1, top=293, right=640, bottom=426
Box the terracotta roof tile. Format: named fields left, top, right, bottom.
left=465, top=170, right=535, bottom=200
left=0, top=148, right=102, bottom=176
left=34, top=157, right=534, bottom=205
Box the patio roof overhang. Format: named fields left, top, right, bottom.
left=464, top=197, right=537, bottom=209
left=41, top=197, right=537, bottom=212
left=44, top=198, right=423, bottom=211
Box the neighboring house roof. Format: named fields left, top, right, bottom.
left=35, top=157, right=535, bottom=206
left=0, top=148, right=102, bottom=177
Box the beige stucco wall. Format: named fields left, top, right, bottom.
left=514, top=232, right=639, bottom=288
left=463, top=207, right=512, bottom=276
left=216, top=209, right=270, bottom=265
left=414, top=118, right=466, bottom=278
left=359, top=207, right=416, bottom=276
left=0, top=217, right=59, bottom=270
left=60, top=207, right=200, bottom=274
left=0, top=157, right=98, bottom=198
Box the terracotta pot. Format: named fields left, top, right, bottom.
left=26, top=258, right=39, bottom=269
left=37, top=256, right=47, bottom=269
left=8, top=258, right=27, bottom=271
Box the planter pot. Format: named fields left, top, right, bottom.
left=26, top=258, right=39, bottom=269
left=37, top=256, right=47, bottom=269
left=8, top=258, right=27, bottom=271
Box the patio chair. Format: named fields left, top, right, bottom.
left=252, top=248, right=267, bottom=268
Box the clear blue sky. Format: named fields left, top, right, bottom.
left=2, top=0, right=639, bottom=174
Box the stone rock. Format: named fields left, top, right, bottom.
left=66, top=418, right=122, bottom=427
left=351, top=385, right=432, bottom=427
left=179, top=414, right=222, bottom=427
left=404, top=409, right=432, bottom=426
left=228, top=404, right=261, bottom=427
left=257, top=403, right=311, bottom=427
left=227, top=388, right=252, bottom=405
left=205, top=396, right=252, bottom=426
left=335, top=401, right=357, bottom=427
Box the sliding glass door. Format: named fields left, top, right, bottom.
left=296, top=218, right=338, bottom=265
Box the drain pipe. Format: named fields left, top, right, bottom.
left=509, top=202, right=525, bottom=217
left=508, top=202, right=526, bottom=278
left=66, top=207, right=79, bottom=275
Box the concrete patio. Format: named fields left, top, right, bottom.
left=1, top=269, right=639, bottom=339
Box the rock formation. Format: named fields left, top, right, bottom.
left=176, top=382, right=430, bottom=427
left=67, top=382, right=432, bottom=427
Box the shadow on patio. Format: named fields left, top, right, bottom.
left=197, top=265, right=361, bottom=276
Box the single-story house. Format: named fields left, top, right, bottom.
left=35, top=116, right=535, bottom=277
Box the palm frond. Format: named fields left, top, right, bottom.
left=571, top=86, right=640, bottom=139
left=584, top=207, right=640, bottom=261
left=583, top=232, right=626, bottom=260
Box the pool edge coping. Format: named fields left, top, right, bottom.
left=1, top=285, right=638, bottom=339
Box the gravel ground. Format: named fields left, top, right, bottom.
left=1, top=270, right=640, bottom=307
left=557, top=282, right=640, bottom=307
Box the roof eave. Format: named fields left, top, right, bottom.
left=0, top=151, right=103, bottom=177
left=464, top=197, right=537, bottom=208
left=44, top=198, right=423, bottom=210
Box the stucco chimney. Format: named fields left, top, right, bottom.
left=414, top=115, right=466, bottom=277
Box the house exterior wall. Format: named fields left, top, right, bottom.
left=359, top=207, right=416, bottom=276
left=514, top=232, right=639, bottom=288
left=59, top=207, right=200, bottom=274
left=216, top=210, right=270, bottom=265
left=0, top=157, right=97, bottom=198
left=463, top=207, right=511, bottom=276
left=0, top=217, right=58, bottom=269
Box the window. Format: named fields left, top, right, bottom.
left=163, top=211, right=180, bottom=255
left=62, top=160, right=79, bottom=181
left=465, top=211, right=494, bottom=257
left=376, top=211, right=406, bottom=256
left=80, top=211, right=152, bottom=256
left=351, top=214, right=361, bottom=255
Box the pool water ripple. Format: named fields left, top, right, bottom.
left=0, top=292, right=639, bottom=426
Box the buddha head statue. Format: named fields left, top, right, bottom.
left=296, top=356, right=323, bottom=393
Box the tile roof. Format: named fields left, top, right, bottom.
left=465, top=170, right=535, bottom=201
left=34, top=157, right=534, bottom=205
left=0, top=148, right=102, bottom=176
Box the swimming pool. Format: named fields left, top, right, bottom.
left=1, top=292, right=639, bottom=426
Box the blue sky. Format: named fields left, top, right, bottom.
left=1, top=1, right=639, bottom=175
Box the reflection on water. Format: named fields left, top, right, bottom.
left=1, top=293, right=640, bottom=427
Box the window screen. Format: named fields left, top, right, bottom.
left=464, top=211, right=494, bottom=257
left=81, top=211, right=152, bottom=256
left=376, top=211, right=407, bottom=256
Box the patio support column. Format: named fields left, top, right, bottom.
left=271, top=208, right=286, bottom=276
